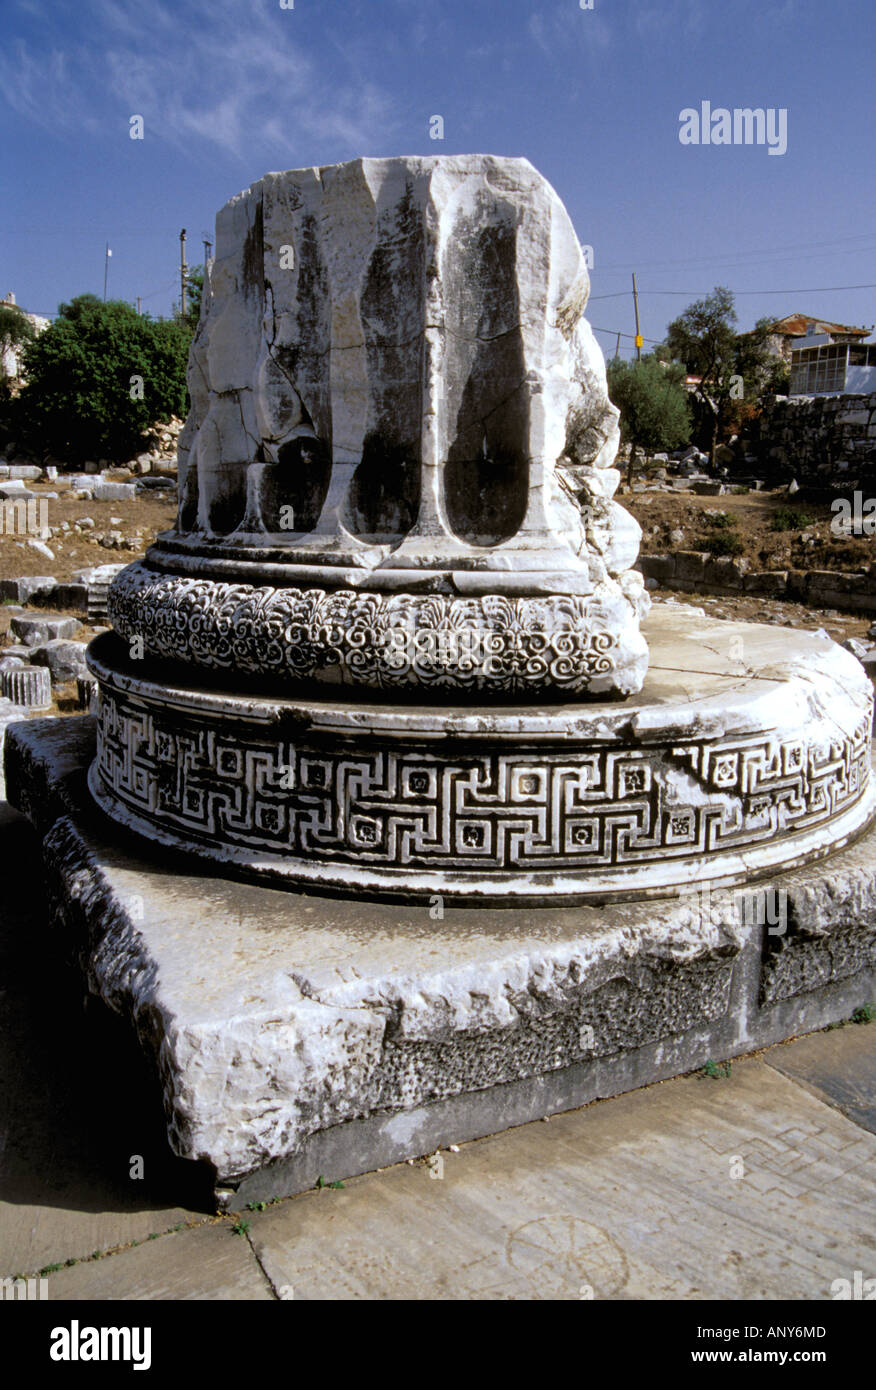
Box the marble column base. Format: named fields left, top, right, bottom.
left=4, top=714, right=876, bottom=1203
left=85, top=607, right=875, bottom=903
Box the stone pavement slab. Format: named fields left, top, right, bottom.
left=766, top=1024, right=876, bottom=1134
left=247, top=1056, right=875, bottom=1301
left=40, top=1222, right=272, bottom=1301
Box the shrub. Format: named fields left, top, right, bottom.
left=700, top=531, right=745, bottom=558
left=771, top=508, right=813, bottom=532
left=13, top=294, right=191, bottom=463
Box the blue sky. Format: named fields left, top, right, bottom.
left=1, top=0, right=873, bottom=358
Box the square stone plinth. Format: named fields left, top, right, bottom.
left=5, top=717, right=876, bottom=1208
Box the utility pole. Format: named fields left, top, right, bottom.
left=180, top=229, right=188, bottom=318
left=632, top=273, right=642, bottom=361
left=136, top=296, right=142, bottom=316
left=615, top=332, right=622, bottom=362
left=103, top=243, right=112, bottom=301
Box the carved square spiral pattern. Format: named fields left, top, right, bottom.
left=94, top=686, right=871, bottom=875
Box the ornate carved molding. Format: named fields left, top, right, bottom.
left=108, top=561, right=649, bottom=694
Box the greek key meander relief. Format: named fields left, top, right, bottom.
left=108, top=565, right=624, bottom=692
left=94, top=687, right=871, bottom=872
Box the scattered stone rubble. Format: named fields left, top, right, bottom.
left=638, top=551, right=876, bottom=613
left=0, top=565, right=125, bottom=619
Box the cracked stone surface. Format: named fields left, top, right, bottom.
left=5, top=713, right=876, bottom=1191
left=147, top=154, right=649, bottom=696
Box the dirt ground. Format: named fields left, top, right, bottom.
left=624, top=487, right=873, bottom=574
left=0, top=479, right=177, bottom=582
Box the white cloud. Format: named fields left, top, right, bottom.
left=527, top=6, right=613, bottom=59
left=0, top=0, right=397, bottom=159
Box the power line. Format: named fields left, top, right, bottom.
left=590, top=326, right=662, bottom=344
left=596, top=232, right=876, bottom=272
left=592, top=282, right=876, bottom=300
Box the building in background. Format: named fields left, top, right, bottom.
left=0, top=292, right=50, bottom=383
left=762, top=314, right=871, bottom=364
left=787, top=324, right=876, bottom=397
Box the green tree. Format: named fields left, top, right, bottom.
left=14, top=294, right=190, bottom=463
left=665, top=288, right=776, bottom=464
left=665, top=287, right=737, bottom=465
left=606, top=354, right=691, bottom=482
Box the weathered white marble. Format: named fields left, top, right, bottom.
left=87, top=155, right=875, bottom=903
left=86, top=606, right=876, bottom=901
left=8, top=713, right=876, bottom=1191
left=161, top=155, right=648, bottom=695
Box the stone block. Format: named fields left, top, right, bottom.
left=0, top=576, right=57, bottom=604
left=91, top=481, right=138, bottom=502
left=6, top=714, right=876, bottom=1203
left=704, top=556, right=748, bottom=588
left=31, top=638, right=90, bottom=683
left=34, top=582, right=88, bottom=613
left=10, top=612, right=83, bottom=647
left=744, top=570, right=788, bottom=597
left=804, top=570, right=856, bottom=595
left=0, top=482, right=35, bottom=501
left=638, top=554, right=675, bottom=583
left=673, top=551, right=709, bottom=582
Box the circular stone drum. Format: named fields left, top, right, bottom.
left=86, top=605, right=876, bottom=904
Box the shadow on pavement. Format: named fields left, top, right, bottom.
left=0, top=804, right=214, bottom=1216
